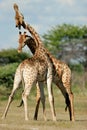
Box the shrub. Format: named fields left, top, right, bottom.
left=0, top=63, right=19, bottom=88
left=0, top=49, right=29, bottom=65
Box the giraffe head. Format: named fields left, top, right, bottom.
left=13, top=3, right=26, bottom=29
left=18, top=31, right=28, bottom=53
left=18, top=31, right=36, bottom=54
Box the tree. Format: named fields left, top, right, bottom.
left=43, top=24, right=87, bottom=56
left=0, top=49, right=29, bottom=65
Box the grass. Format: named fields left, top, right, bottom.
left=0, top=86, right=87, bottom=130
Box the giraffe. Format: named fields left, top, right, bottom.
left=17, top=32, right=74, bottom=121
left=2, top=31, right=56, bottom=121
left=13, top=3, right=74, bottom=121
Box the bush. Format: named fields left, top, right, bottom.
left=0, top=49, right=29, bottom=65
left=0, top=49, right=30, bottom=88
left=0, top=63, right=19, bottom=88
left=69, top=64, right=84, bottom=73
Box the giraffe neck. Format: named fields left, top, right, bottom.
left=26, top=35, right=56, bottom=69
left=25, top=37, right=37, bottom=54
left=24, top=22, right=55, bottom=67
left=25, top=33, right=55, bottom=61
left=26, top=24, right=43, bottom=48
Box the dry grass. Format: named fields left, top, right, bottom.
left=0, top=87, right=87, bottom=130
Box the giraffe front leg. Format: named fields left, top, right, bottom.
left=47, top=78, right=56, bottom=121
left=65, top=91, right=75, bottom=121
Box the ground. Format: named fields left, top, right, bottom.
left=0, top=87, right=87, bottom=130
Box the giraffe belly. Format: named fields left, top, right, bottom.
left=37, top=65, right=47, bottom=82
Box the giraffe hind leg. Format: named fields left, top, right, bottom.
left=65, top=93, right=70, bottom=111
left=22, top=83, right=33, bottom=121
left=65, top=92, right=75, bottom=121
left=58, top=83, right=74, bottom=121
left=2, top=94, right=13, bottom=119
left=2, top=67, right=22, bottom=119
left=69, top=92, right=75, bottom=121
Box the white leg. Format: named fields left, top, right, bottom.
left=22, top=93, right=28, bottom=121
left=46, top=56, right=56, bottom=121
left=2, top=94, right=13, bottom=119
left=2, top=83, right=21, bottom=119
left=47, top=78, right=56, bottom=121
left=2, top=68, right=21, bottom=119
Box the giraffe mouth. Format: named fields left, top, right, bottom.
left=18, top=49, right=22, bottom=53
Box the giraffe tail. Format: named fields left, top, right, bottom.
left=65, top=105, right=68, bottom=111
left=65, top=93, right=70, bottom=112
left=17, top=99, right=24, bottom=107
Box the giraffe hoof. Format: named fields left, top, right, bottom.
left=34, top=117, right=37, bottom=120
left=25, top=118, right=29, bottom=121
left=53, top=117, right=57, bottom=121
left=44, top=117, right=47, bottom=121
left=1, top=116, right=5, bottom=120
left=72, top=118, right=75, bottom=122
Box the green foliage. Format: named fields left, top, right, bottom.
left=43, top=24, right=87, bottom=53
left=0, top=63, right=19, bottom=88
left=69, top=64, right=84, bottom=73
left=0, top=49, right=29, bottom=64
left=0, top=49, right=29, bottom=88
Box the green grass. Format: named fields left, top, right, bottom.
left=0, top=91, right=87, bottom=130
left=0, top=84, right=87, bottom=130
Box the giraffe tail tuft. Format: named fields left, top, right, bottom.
left=65, top=93, right=70, bottom=111
left=17, top=100, right=24, bottom=107
left=65, top=105, right=67, bottom=111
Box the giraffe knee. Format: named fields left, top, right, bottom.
left=22, top=92, right=28, bottom=101
left=70, top=92, right=74, bottom=99
left=48, top=95, right=54, bottom=103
